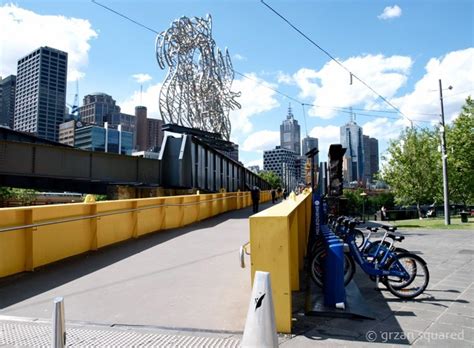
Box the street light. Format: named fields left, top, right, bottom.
left=360, top=191, right=368, bottom=223
left=439, top=80, right=452, bottom=225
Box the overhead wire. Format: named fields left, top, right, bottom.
left=259, top=0, right=414, bottom=125
left=91, top=0, right=430, bottom=127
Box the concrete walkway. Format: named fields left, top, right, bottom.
left=1, top=213, right=473, bottom=347
left=0, top=201, right=273, bottom=333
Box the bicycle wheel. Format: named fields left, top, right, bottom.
left=384, top=253, right=429, bottom=299
left=310, top=249, right=355, bottom=287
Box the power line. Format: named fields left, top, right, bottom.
left=301, top=103, right=308, bottom=137
left=234, top=71, right=303, bottom=105
left=442, top=89, right=474, bottom=99
left=260, top=0, right=413, bottom=125
left=92, top=0, right=428, bottom=126
left=92, top=0, right=159, bottom=34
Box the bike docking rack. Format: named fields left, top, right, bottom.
left=305, top=195, right=375, bottom=320
left=321, top=225, right=345, bottom=308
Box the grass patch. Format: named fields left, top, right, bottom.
left=391, top=216, right=474, bottom=229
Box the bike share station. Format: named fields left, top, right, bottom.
left=304, top=144, right=429, bottom=322
left=304, top=145, right=375, bottom=320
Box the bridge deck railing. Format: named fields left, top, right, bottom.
left=0, top=191, right=271, bottom=278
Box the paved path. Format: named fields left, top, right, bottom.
left=1, top=214, right=473, bottom=347
left=285, top=225, right=474, bottom=347
left=0, top=202, right=273, bottom=334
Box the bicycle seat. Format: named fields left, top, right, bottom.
left=381, top=225, right=397, bottom=232
left=388, top=233, right=405, bottom=242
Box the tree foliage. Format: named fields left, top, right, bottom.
left=258, top=171, right=282, bottom=189
left=0, top=187, right=37, bottom=205
left=381, top=97, right=474, bottom=213
left=381, top=127, right=441, bottom=216
left=446, top=96, right=474, bottom=206
left=343, top=188, right=395, bottom=216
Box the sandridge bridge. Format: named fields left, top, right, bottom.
left=0, top=125, right=312, bottom=341
left=0, top=126, right=270, bottom=198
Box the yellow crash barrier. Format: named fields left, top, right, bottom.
left=249, top=190, right=312, bottom=333
left=0, top=190, right=270, bottom=278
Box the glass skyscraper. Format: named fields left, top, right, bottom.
left=340, top=119, right=364, bottom=183
left=0, top=75, right=16, bottom=128
left=14, top=47, right=68, bottom=142
left=74, top=124, right=133, bottom=155
left=280, top=105, right=301, bottom=155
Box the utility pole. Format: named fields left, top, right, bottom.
left=439, top=79, right=450, bottom=225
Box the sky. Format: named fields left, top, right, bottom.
left=1, top=0, right=473, bottom=167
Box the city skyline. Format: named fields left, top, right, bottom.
left=0, top=1, right=472, bottom=167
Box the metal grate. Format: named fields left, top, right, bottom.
left=0, top=321, right=241, bottom=347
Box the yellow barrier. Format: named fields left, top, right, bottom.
left=0, top=190, right=270, bottom=278
left=249, top=191, right=312, bottom=333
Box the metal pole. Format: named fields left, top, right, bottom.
left=52, top=297, right=66, bottom=348
left=439, top=79, right=450, bottom=225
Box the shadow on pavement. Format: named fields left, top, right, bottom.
left=0, top=201, right=274, bottom=309
left=287, top=227, right=473, bottom=346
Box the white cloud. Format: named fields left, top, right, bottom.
left=132, top=73, right=152, bottom=83
left=233, top=53, right=246, bottom=61
left=293, top=54, right=412, bottom=119
left=119, top=83, right=163, bottom=119
left=362, top=117, right=402, bottom=141
left=244, top=159, right=263, bottom=169
left=241, top=130, right=280, bottom=152
left=393, top=48, right=474, bottom=124
left=0, top=4, right=97, bottom=81
left=308, top=125, right=340, bottom=158
left=276, top=71, right=293, bottom=84
left=378, top=5, right=402, bottom=20
left=229, top=73, right=280, bottom=134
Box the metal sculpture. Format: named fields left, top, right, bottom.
left=156, top=14, right=240, bottom=140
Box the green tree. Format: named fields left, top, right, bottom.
left=0, top=187, right=14, bottom=206
left=258, top=171, right=282, bottom=189
left=343, top=188, right=364, bottom=215
left=11, top=188, right=37, bottom=205
left=446, top=96, right=474, bottom=207
left=381, top=127, right=441, bottom=217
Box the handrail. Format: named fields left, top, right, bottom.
left=0, top=194, right=243, bottom=233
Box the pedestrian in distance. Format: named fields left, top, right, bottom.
left=271, top=189, right=276, bottom=204
left=251, top=186, right=260, bottom=213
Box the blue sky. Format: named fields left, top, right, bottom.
left=1, top=0, right=473, bottom=166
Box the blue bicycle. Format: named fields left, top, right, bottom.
left=312, top=218, right=429, bottom=299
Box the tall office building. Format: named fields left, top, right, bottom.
left=79, top=93, right=120, bottom=126
left=79, top=92, right=136, bottom=147
left=363, top=135, right=379, bottom=183
left=147, top=118, right=164, bottom=151
left=135, top=106, right=148, bottom=151
left=0, top=75, right=16, bottom=128
left=280, top=105, right=301, bottom=155
left=14, top=47, right=68, bottom=141
left=263, top=146, right=298, bottom=190
left=340, top=117, right=364, bottom=183
left=369, top=137, right=379, bottom=179
left=58, top=119, right=76, bottom=146
left=302, top=136, right=318, bottom=156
